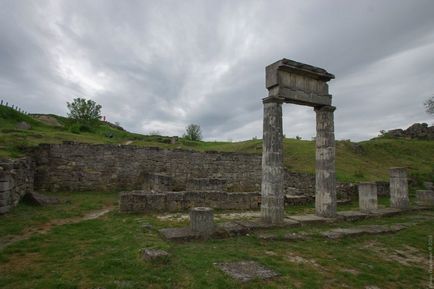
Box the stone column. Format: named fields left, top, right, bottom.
left=358, top=182, right=378, bottom=212
left=389, top=167, right=409, bottom=209
left=314, top=106, right=336, bottom=217
left=261, top=99, right=284, bottom=224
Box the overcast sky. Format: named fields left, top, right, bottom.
left=1, top=0, right=433, bottom=141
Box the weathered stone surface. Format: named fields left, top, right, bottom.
left=288, top=214, right=335, bottom=225
left=190, top=207, right=215, bottom=237
left=159, top=227, right=199, bottom=241
left=31, top=143, right=316, bottom=195
left=367, top=208, right=403, bottom=217
left=415, top=190, right=434, bottom=206
left=358, top=182, right=378, bottom=212
left=141, top=248, right=169, bottom=261
left=424, top=182, right=433, bottom=190
left=119, top=191, right=261, bottom=213
left=257, top=232, right=307, bottom=241
left=22, top=191, right=61, bottom=206
left=261, top=100, right=285, bottom=224
left=337, top=211, right=369, bottom=221
left=215, top=261, right=279, bottom=282
left=265, top=58, right=334, bottom=106
left=389, top=167, right=409, bottom=209
left=0, top=158, right=34, bottom=213
left=315, top=105, right=337, bottom=218
left=321, top=224, right=408, bottom=239
left=285, top=194, right=314, bottom=205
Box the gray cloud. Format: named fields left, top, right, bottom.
left=1, top=0, right=433, bottom=141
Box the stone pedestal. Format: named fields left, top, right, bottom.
left=358, top=182, right=378, bottom=212
left=415, top=190, right=434, bottom=207
left=389, top=167, right=409, bottom=209
left=314, top=106, right=336, bottom=217
left=189, top=207, right=215, bottom=236
left=261, top=100, right=284, bottom=224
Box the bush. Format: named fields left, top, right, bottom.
left=183, top=124, right=202, bottom=141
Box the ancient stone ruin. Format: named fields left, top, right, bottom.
left=261, top=59, right=336, bottom=223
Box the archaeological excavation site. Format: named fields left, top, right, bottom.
left=1, top=57, right=433, bottom=289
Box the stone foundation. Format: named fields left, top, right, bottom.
left=119, top=191, right=261, bottom=213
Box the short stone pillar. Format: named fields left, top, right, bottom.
left=415, top=190, right=434, bottom=207
left=358, top=182, right=378, bottom=212
left=190, top=207, right=215, bottom=237
left=314, top=106, right=337, bottom=217
left=389, top=167, right=409, bottom=209
left=261, top=99, right=284, bottom=224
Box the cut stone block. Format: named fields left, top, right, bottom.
left=337, top=211, right=369, bottom=221
left=141, top=248, right=169, bottom=261
left=159, top=227, right=199, bottom=241
left=389, top=167, right=409, bottom=209
left=368, top=208, right=403, bottom=217
left=358, top=182, right=378, bottom=212
left=0, top=206, right=11, bottom=214
left=321, top=224, right=408, bottom=239
left=288, top=214, right=335, bottom=225
left=415, top=190, right=434, bottom=207
left=215, top=261, right=279, bottom=282
left=257, top=232, right=307, bottom=241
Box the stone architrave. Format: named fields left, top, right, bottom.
left=358, top=182, right=378, bottom=212
left=263, top=59, right=336, bottom=222
left=261, top=99, right=284, bottom=224
left=389, top=167, right=409, bottom=209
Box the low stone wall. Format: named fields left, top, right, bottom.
left=0, top=157, right=34, bottom=214
left=119, top=191, right=261, bottom=213
left=32, top=143, right=316, bottom=195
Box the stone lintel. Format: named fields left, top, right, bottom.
left=266, top=58, right=335, bottom=88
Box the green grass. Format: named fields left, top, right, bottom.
left=1, top=105, right=433, bottom=182
left=0, top=192, right=432, bottom=289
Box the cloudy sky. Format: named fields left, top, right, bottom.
left=1, top=0, right=433, bottom=141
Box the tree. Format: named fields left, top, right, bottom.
left=67, top=98, right=102, bottom=124
left=184, top=124, right=202, bottom=141
left=424, top=96, right=434, bottom=115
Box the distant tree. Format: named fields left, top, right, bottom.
left=295, top=135, right=302, bottom=140
left=424, top=96, right=434, bottom=115
left=184, top=124, right=202, bottom=141
left=67, top=98, right=102, bottom=124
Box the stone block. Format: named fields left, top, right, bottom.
left=141, top=248, right=169, bottom=261
left=389, top=167, right=409, bottom=209
left=215, top=261, right=279, bottom=282
left=415, top=190, right=434, bottom=207
left=358, top=182, right=378, bottom=212
left=0, top=205, right=11, bottom=214
left=288, top=214, right=335, bottom=225
left=0, top=181, right=11, bottom=191
left=337, top=211, right=369, bottom=221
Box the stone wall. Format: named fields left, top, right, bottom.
left=120, top=191, right=261, bottom=213
left=0, top=157, right=34, bottom=214
left=32, top=143, right=316, bottom=195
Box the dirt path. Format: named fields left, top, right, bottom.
left=0, top=207, right=114, bottom=250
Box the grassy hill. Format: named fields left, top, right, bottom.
left=1, top=105, right=433, bottom=183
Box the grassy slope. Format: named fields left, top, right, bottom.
left=1, top=105, right=433, bottom=182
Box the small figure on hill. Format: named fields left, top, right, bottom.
left=184, top=124, right=202, bottom=141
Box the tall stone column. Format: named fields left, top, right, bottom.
left=261, top=99, right=284, bottom=224
left=389, top=167, right=409, bottom=209
left=314, top=105, right=336, bottom=217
